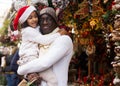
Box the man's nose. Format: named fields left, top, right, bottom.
left=43, top=19, right=48, bottom=24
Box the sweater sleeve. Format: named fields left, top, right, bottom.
left=23, top=27, right=60, bottom=45
left=17, top=36, right=73, bottom=75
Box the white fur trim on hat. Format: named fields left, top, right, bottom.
left=13, top=30, right=19, bottom=36
left=19, top=6, right=36, bottom=24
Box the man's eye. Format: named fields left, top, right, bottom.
left=40, top=19, right=44, bottom=22
left=47, top=18, right=52, bottom=21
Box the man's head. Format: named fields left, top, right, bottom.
left=39, top=7, right=58, bottom=34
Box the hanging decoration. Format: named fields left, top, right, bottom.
left=52, top=0, right=70, bottom=16
left=112, top=0, right=120, bottom=10
left=74, top=0, right=104, bottom=20
left=13, top=0, right=28, bottom=11
left=110, top=0, right=120, bottom=85
left=0, top=0, right=118, bottom=85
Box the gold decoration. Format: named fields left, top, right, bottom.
left=86, top=44, right=96, bottom=55
left=90, top=20, right=96, bottom=29
left=74, top=0, right=104, bottom=20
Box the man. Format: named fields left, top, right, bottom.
left=1, top=46, right=21, bottom=86
left=17, top=7, right=73, bottom=86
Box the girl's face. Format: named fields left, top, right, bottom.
left=27, top=11, right=38, bottom=28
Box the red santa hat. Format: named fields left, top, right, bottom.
left=13, top=6, right=36, bottom=31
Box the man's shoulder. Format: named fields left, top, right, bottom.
left=58, top=35, right=72, bottom=40
left=54, top=35, right=73, bottom=45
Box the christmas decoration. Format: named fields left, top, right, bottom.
left=0, top=0, right=118, bottom=85
left=31, top=0, right=49, bottom=6
left=112, top=0, right=120, bottom=10
left=52, top=0, right=69, bottom=16
left=13, top=0, right=28, bottom=11
left=110, top=0, right=120, bottom=85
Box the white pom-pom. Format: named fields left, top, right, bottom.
left=113, top=77, right=120, bottom=85
left=13, top=30, right=19, bottom=36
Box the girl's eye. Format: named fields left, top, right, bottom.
left=28, top=16, right=37, bottom=20
left=34, top=15, right=38, bottom=18
left=28, top=16, right=32, bottom=19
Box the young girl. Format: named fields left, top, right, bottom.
left=13, top=5, right=66, bottom=86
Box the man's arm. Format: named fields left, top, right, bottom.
left=17, top=36, right=73, bottom=75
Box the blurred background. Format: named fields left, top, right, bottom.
left=0, top=0, right=12, bottom=28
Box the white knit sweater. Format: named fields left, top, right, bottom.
left=18, top=26, right=60, bottom=65
left=18, top=27, right=73, bottom=86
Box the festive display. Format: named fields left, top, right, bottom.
left=1, top=0, right=120, bottom=85
left=13, top=0, right=28, bottom=11
left=110, top=0, right=120, bottom=85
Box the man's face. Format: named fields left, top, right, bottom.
left=39, top=14, right=57, bottom=34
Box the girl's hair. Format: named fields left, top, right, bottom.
left=21, top=11, right=39, bottom=28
